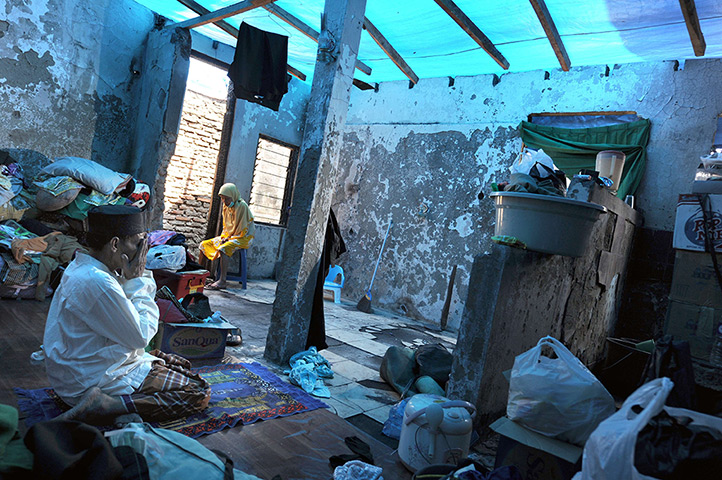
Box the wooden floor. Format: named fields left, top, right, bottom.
left=0, top=298, right=412, bottom=480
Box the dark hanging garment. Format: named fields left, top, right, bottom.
left=228, top=22, right=289, bottom=112
left=307, top=209, right=347, bottom=351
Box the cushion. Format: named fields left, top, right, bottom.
left=42, top=157, right=131, bottom=195
left=35, top=187, right=82, bottom=212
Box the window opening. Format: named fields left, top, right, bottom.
left=249, top=135, right=299, bottom=226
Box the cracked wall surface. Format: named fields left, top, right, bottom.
left=0, top=0, right=154, bottom=172
left=335, top=59, right=722, bottom=330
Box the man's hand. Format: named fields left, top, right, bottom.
left=121, top=236, right=148, bottom=279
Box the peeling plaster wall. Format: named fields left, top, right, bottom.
left=336, top=59, right=722, bottom=330
left=0, top=0, right=155, bottom=172
left=224, top=79, right=311, bottom=277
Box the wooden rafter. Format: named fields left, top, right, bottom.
left=678, top=0, right=706, bottom=56
left=529, top=0, right=570, bottom=71
left=352, top=78, right=376, bottom=90
left=433, top=0, right=509, bottom=70
left=262, top=4, right=372, bottom=76
left=171, top=0, right=276, bottom=30
left=363, top=18, right=419, bottom=84
left=174, top=0, right=305, bottom=81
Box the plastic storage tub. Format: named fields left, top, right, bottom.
left=152, top=269, right=210, bottom=299
left=490, top=192, right=607, bottom=257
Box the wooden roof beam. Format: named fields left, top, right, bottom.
left=363, top=17, right=419, bottom=84
left=174, top=0, right=305, bottom=81
left=170, top=0, right=276, bottom=30
left=529, top=0, right=570, bottom=71
left=433, top=0, right=509, bottom=70
left=262, top=3, right=372, bottom=76
left=678, top=0, right=706, bottom=56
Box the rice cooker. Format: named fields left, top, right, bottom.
left=398, top=394, right=476, bottom=472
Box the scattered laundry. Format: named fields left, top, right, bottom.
left=285, top=347, right=334, bottom=398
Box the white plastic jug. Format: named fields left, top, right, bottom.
left=595, top=150, right=626, bottom=193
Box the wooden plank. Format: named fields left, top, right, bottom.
left=678, top=0, right=706, bottom=56
left=363, top=18, right=419, bottom=84
left=352, top=78, right=376, bottom=90
left=199, top=409, right=411, bottom=479
left=170, top=0, right=276, bottom=30
left=529, top=0, right=571, bottom=71
left=286, top=64, right=307, bottom=81
left=263, top=3, right=373, bottom=76
left=176, top=0, right=240, bottom=38
left=174, top=0, right=306, bottom=81
left=433, top=0, right=509, bottom=70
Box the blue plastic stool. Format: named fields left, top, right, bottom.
left=323, top=265, right=344, bottom=303
left=221, top=249, right=247, bottom=290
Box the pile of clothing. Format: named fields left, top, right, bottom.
left=0, top=152, right=152, bottom=300
left=0, top=220, right=85, bottom=300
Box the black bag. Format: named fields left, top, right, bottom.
left=639, top=335, right=697, bottom=409
left=181, top=293, right=213, bottom=320
left=413, top=344, right=453, bottom=387
left=529, top=162, right=567, bottom=196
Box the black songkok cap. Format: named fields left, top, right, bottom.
left=88, top=205, right=146, bottom=238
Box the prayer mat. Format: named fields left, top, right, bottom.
left=15, top=362, right=328, bottom=438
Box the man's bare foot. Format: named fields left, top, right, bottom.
left=114, top=413, right=143, bottom=427
left=206, top=281, right=227, bottom=290
left=56, top=387, right=126, bottom=425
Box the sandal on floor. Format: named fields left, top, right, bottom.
left=205, top=284, right=224, bottom=291
left=226, top=329, right=242, bottom=347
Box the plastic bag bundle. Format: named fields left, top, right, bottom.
left=507, top=336, right=615, bottom=446
left=510, top=148, right=556, bottom=177
left=574, top=378, right=722, bottom=480
left=145, top=245, right=186, bottom=271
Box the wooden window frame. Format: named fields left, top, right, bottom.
left=249, top=134, right=299, bottom=227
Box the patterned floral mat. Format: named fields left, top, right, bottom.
left=16, top=362, right=328, bottom=438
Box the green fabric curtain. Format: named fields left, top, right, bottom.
left=519, top=118, right=651, bottom=198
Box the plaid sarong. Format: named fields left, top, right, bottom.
left=121, top=350, right=211, bottom=422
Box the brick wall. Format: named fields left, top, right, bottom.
left=162, top=90, right=225, bottom=251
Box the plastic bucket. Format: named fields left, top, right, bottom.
left=490, top=192, right=607, bottom=257
left=595, top=150, right=626, bottom=192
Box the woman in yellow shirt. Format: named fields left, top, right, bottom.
left=200, top=183, right=254, bottom=290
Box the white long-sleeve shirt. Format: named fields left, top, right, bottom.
left=44, top=253, right=160, bottom=405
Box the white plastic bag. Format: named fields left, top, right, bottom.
left=507, top=336, right=615, bottom=446
left=575, top=377, right=722, bottom=479
left=510, top=148, right=557, bottom=177
left=145, top=245, right=186, bottom=271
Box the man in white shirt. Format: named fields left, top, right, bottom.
left=44, top=205, right=210, bottom=425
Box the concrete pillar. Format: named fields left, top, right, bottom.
left=131, top=26, right=191, bottom=229
left=264, top=0, right=367, bottom=365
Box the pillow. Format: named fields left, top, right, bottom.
left=35, top=186, right=82, bottom=211
left=42, top=157, right=131, bottom=195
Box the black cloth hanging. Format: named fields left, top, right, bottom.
left=307, top=209, right=347, bottom=351
left=228, top=22, right=289, bottom=112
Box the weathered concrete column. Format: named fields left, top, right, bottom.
left=264, top=0, right=367, bottom=365
left=131, top=26, right=191, bottom=229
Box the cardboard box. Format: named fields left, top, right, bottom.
left=669, top=250, right=722, bottom=309
left=665, top=299, right=722, bottom=361
left=490, top=417, right=582, bottom=480
left=673, top=194, right=722, bottom=252
left=153, top=320, right=235, bottom=360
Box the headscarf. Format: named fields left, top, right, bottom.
left=219, top=183, right=255, bottom=239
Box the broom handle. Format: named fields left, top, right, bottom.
left=367, top=220, right=392, bottom=292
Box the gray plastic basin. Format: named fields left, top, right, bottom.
left=490, top=191, right=607, bottom=257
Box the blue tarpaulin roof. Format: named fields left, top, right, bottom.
left=133, top=0, right=722, bottom=84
